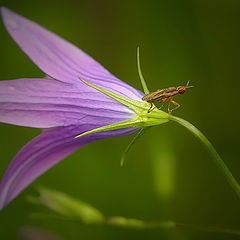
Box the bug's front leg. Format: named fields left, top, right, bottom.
left=168, top=99, right=180, bottom=114
left=168, top=102, right=171, bottom=113
left=148, top=103, right=155, bottom=113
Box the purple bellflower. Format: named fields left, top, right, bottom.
left=0, top=8, right=169, bottom=210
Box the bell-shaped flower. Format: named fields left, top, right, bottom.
left=0, top=8, right=169, bottom=210
left=2, top=7, right=237, bottom=212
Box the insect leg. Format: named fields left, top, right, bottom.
left=168, top=102, right=171, bottom=113
left=169, top=99, right=180, bottom=114
left=158, top=103, right=165, bottom=110
left=148, top=103, right=153, bottom=113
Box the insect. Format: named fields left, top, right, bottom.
left=142, top=80, right=193, bottom=113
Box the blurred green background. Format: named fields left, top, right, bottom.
left=0, top=0, right=240, bottom=239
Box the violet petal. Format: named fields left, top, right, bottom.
left=0, top=78, right=135, bottom=128
left=1, top=7, right=144, bottom=100
left=0, top=125, right=138, bottom=210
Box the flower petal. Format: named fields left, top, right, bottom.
left=0, top=78, right=135, bottom=128
left=1, top=7, right=144, bottom=100
left=0, top=125, right=138, bottom=210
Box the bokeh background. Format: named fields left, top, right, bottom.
left=0, top=0, right=240, bottom=239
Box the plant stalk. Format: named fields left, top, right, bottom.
left=169, top=115, right=240, bottom=199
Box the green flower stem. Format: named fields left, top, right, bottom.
left=169, top=115, right=240, bottom=199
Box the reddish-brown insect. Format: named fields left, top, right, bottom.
left=142, top=80, right=193, bottom=113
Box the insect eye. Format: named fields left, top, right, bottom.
left=178, top=88, right=185, bottom=94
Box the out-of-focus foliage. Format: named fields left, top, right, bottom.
left=28, top=187, right=104, bottom=223
left=28, top=187, right=176, bottom=229
left=0, top=0, right=240, bottom=240
left=27, top=187, right=240, bottom=236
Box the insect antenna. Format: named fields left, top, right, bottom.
left=186, top=80, right=194, bottom=88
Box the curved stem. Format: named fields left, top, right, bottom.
left=169, top=115, right=240, bottom=199
left=137, top=47, right=150, bottom=95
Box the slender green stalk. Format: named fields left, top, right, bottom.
left=169, top=115, right=240, bottom=199
left=176, top=223, right=240, bottom=236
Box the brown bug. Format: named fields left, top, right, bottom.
left=142, top=80, right=193, bottom=113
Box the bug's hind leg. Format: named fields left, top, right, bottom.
left=158, top=103, right=165, bottom=110
left=168, top=102, right=171, bottom=113
left=168, top=99, right=180, bottom=114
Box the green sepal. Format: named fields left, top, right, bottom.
left=75, top=78, right=169, bottom=139
left=120, top=127, right=149, bottom=166
left=75, top=118, right=140, bottom=138
left=137, top=47, right=150, bottom=94
left=79, top=78, right=149, bottom=114
left=75, top=115, right=168, bottom=139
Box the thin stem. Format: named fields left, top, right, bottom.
left=176, top=223, right=240, bottom=236
left=169, top=115, right=240, bottom=199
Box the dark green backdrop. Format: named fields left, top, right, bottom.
left=0, top=0, right=239, bottom=239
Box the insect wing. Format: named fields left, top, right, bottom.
left=142, top=89, right=165, bottom=101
